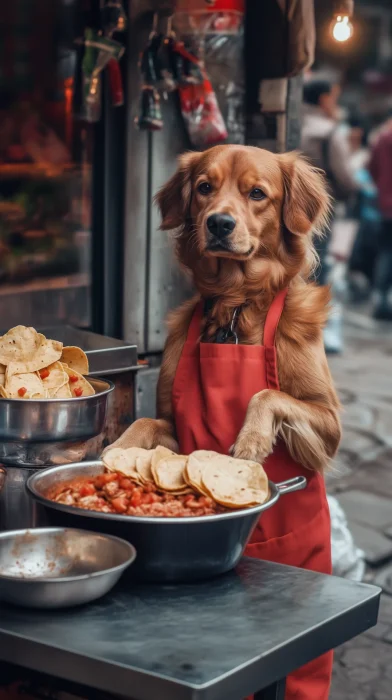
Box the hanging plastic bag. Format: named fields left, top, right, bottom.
left=174, top=0, right=245, bottom=145
left=178, top=76, right=227, bottom=148
left=328, top=495, right=365, bottom=582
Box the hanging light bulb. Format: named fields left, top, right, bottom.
left=331, top=0, right=354, bottom=43
left=332, top=15, right=353, bottom=42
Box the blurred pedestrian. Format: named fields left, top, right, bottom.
left=346, top=114, right=381, bottom=301
left=369, top=112, right=392, bottom=320
left=301, top=78, right=358, bottom=353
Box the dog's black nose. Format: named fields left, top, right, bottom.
left=207, top=213, right=236, bottom=238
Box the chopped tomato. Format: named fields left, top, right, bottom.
left=18, top=387, right=27, bottom=397
left=111, top=495, right=129, bottom=513
left=79, top=483, right=96, bottom=497
left=74, top=387, right=83, bottom=397
left=140, top=493, right=155, bottom=505
left=39, top=368, right=50, bottom=379
left=119, top=478, right=134, bottom=491
left=130, top=489, right=142, bottom=507
left=95, top=473, right=118, bottom=488
left=69, top=375, right=78, bottom=383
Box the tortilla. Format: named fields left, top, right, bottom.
left=201, top=456, right=269, bottom=508
left=185, top=450, right=221, bottom=495
left=38, top=361, right=68, bottom=398
left=52, top=382, right=72, bottom=398
left=153, top=454, right=189, bottom=492
left=134, top=447, right=154, bottom=484
left=0, top=385, right=8, bottom=398
left=0, top=326, right=62, bottom=373
left=0, top=363, right=5, bottom=385
left=5, top=370, right=47, bottom=399
left=102, top=447, right=136, bottom=475
left=61, top=346, right=89, bottom=375
left=62, top=365, right=95, bottom=397
left=151, top=446, right=176, bottom=472
left=102, top=447, right=153, bottom=482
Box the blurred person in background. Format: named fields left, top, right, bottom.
left=347, top=114, right=381, bottom=302
left=301, top=79, right=358, bottom=353
left=369, top=112, right=392, bottom=320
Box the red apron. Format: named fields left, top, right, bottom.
left=172, top=289, right=333, bottom=700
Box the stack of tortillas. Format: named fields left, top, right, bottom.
left=103, top=446, right=192, bottom=496
left=102, top=446, right=269, bottom=509
left=0, top=326, right=94, bottom=399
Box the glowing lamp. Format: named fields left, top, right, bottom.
left=331, top=0, right=354, bottom=43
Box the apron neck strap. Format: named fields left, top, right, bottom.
left=263, top=288, right=288, bottom=347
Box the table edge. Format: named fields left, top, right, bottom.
left=0, top=586, right=381, bottom=700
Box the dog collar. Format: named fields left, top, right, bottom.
left=203, top=299, right=242, bottom=344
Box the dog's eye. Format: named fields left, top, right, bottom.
left=249, top=188, right=266, bottom=200
left=197, top=182, right=212, bottom=195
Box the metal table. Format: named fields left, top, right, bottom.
left=0, top=559, right=380, bottom=700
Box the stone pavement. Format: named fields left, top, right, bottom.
left=328, top=309, right=392, bottom=700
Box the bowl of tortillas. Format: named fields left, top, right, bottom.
left=0, top=325, right=114, bottom=466
left=27, top=454, right=307, bottom=582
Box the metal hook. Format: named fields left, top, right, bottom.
left=150, top=12, right=159, bottom=38
left=166, top=15, right=175, bottom=37
left=229, top=308, right=239, bottom=344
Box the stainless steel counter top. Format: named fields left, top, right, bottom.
left=0, top=558, right=380, bottom=700
left=38, top=325, right=138, bottom=376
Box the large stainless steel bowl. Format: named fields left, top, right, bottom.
left=0, top=527, right=136, bottom=608
left=27, top=461, right=307, bottom=583
left=0, top=377, right=114, bottom=466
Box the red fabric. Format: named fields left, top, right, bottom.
left=172, top=289, right=332, bottom=700
left=369, top=127, right=392, bottom=219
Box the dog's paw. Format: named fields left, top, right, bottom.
left=154, top=432, right=179, bottom=453
left=232, top=430, right=274, bottom=464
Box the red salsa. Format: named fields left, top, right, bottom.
left=46, top=472, right=225, bottom=518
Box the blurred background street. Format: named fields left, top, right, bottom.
left=326, top=307, right=392, bottom=699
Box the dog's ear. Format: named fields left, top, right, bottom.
left=279, top=153, right=331, bottom=235
left=155, top=151, right=201, bottom=230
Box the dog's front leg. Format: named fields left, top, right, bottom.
left=103, top=417, right=179, bottom=454
left=232, top=390, right=281, bottom=465
left=233, top=389, right=341, bottom=471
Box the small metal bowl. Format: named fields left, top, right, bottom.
left=0, top=528, right=136, bottom=609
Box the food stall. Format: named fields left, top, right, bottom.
left=0, top=284, right=381, bottom=700
left=0, top=1, right=382, bottom=699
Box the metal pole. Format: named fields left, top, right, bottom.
left=255, top=677, right=286, bottom=700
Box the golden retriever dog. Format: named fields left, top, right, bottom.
left=115, top=145, right=341, bottom=472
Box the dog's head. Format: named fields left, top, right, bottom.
left=155, top=145, right=331, bottom=295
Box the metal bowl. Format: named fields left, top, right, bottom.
left=0, top=527, right=136, bottom=609
left=0, top=377, right=114, bottom=466
left=27, top=462, right=306, bottom=583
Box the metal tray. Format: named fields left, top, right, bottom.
left=37, top=326, right=138, bottom=376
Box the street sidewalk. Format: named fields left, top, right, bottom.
left=328, top=308, right=392, bottom=700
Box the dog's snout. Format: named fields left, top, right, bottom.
left=207, top=213, right=236, bottom=239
